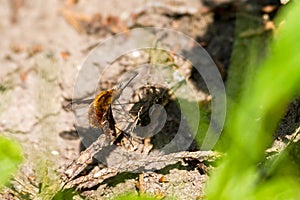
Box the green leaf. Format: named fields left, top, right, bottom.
left=0, top=136, right=22, bottom=188
left=114, top=192, right=161, bottom=200
left=206, top=1, right=300, bottom=199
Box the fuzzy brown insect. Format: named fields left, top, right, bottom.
left=87, top=73, right=137, bottom=142
left=88, top=89, right=118, bottom=141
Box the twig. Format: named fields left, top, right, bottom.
left=63, top=150, right=220, bottom=189
left=63, top=134, right=110, bottom=181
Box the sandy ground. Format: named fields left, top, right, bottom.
left=1, top=0, right=292, bottom=199
left=0, top=0, right=211, bottom=199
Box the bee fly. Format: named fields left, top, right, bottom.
left=68, top=72, right=138, bottom=143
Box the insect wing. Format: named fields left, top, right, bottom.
left=112, top=72, right=138, bottom=100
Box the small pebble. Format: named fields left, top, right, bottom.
left=51, top=150, right=59, bottom=155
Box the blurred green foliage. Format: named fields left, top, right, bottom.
left=114, top=192, right=164, bottom=200
left=206, top=1, right=300, bottom=199
left=0, top=85, right=6, bottom=93
left=52, top=189, right=77, bottom=200
left=0, top=136, right=22, bottom=188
